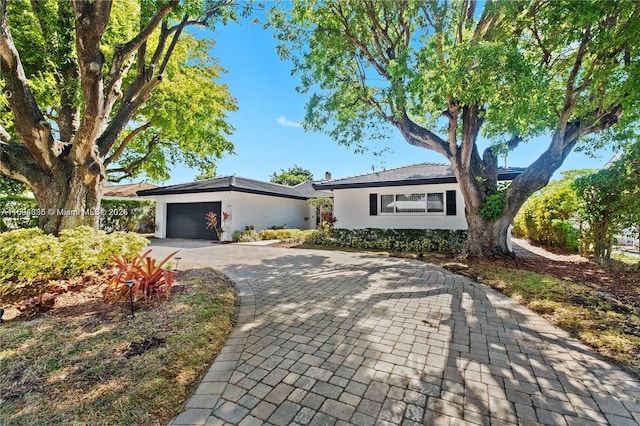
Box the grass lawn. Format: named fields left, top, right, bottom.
left=0, top=268, right=236, bottom=425
left=473, top=265, right=640, bottom=375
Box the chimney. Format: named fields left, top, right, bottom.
left=324, top=171, right=332, bottom=181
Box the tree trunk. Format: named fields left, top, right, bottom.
left=465, top=215, right=513, bottom=256
left=30, top=161, right=103, bottom=235
left=590, top=214, right=614, bottom=266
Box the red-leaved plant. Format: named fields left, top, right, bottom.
left=103, top=249, right=179, bottom=303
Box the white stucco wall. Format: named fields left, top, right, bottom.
left=333, top=183, right=468, bottom=230
left=142, top=191, right=310, bottom=240
left=228, top=192, right=309, bottom=233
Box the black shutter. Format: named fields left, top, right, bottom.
left=369, top=193, right=378, bottom=216
left=446, top=190, right=457, bottom=216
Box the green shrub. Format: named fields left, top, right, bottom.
left=0, top=228, right=60, bottom=281
left=304, top=230, right=331, bottom=245
left=258, top=229, right=306, bottom=241
left=0, top=227, right=148, bottom=284
left=550, top=220, right=580, bottom=252
left=58, top=227, right=104, bottom=275
left=99, top=231, right=149, bottom=265
left=322, top=228, right=467, bottom=253
left=232, top=230, right=260, bottom=242
left=100, top=199, right=155, bottom=233
left=0, top=197, right=40, bottom=231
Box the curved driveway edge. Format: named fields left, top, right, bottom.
left=151, top=241, right=640, bottom=426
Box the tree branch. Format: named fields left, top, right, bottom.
left=0, top=8, right=56, bottom=169
left=0, top=140, right=39, bottom=184
left=331, top=2, right=391, bottom=80
left=158, top=14, right=188, bottom=75
left=105, top=0, right=178, bottom=96
left=70, top=0, right=112, bottom=163
left=0, top=123, right=16, bottom=144
left=395, top=113, right=450, bottom=158
left=460, top=105, right=484, bottom=170
left=104, top=122, right=152, bottom=166
left=106, top=134, right=160, bottom=182
left=98, top=1, right=234, bottom=158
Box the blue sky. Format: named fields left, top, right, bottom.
left=162, top=18, right=614, bottom=186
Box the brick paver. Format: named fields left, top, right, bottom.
left=152, top=241, right=640, bottom=426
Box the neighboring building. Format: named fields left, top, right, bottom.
left=137, top=176, right=331, bottom=241
left=313, top=163, right=524, bottom=230
left=103, top=183, right=157, bottom=200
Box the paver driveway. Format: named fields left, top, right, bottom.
left=150, top=241, right=640, bottom=426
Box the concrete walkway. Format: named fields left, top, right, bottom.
left=151, top=241, right=640, bottom=426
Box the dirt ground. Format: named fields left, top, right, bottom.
left=503, top=238, right=640, bottom=308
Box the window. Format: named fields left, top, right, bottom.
left=381, top=194, right=395, bottom=213
left=427, top=193, right=444, bottom=212
left=380, top=192, right=444, bottom=214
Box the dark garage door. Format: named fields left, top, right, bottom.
left=166, top=202, right=221, bottom=240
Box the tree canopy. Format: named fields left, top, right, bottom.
left=0, top=0, right=243, bottom=233
left=105, top=32, right=237, bottom=183
left=270, top=164, right=314, bottom=186
left=271, top=0, right=640, bottom=255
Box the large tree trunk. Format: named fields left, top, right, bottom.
left=30, top=157, right=104, bottom=234
left=466, top=215, right=513, bottom=256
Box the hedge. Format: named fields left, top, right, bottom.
left=306, top=228, right=467, bottom=253
left=0, top=197, right=155, bottom=233
left=0, top=226, right=148, bottom=282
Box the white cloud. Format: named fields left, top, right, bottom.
left=277, top=116, right=302, bottom=128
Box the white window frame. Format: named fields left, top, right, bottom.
left=380, top=192, right=445, bottom=215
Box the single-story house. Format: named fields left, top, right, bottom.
left=313, top=163, right=525, bottom=230
left=137, top=176, right=331, bottom=241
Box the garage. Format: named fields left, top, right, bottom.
left=166, top=202, right=221, bottom=240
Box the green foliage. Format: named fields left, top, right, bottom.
left=307, top=197, right=333, bottom=213
left=195, top=168, right=217, bottom=181
left=573, top=148, right=640, bottom=264
left=0, top=197, right=40, bottom=231
left=100, top=199, right=155, bottom=233
left=479, top=184, right=507, bottom=221
left=232, top=230, right=260, bottom=242
left=231, top=228, right=314, bottom=243
left=271, top=0, right=640, bottom=254
left=98, top=231, right=150, bottom=265
left=270, top=165, right=314, bottom=186
left=512, top=171, right=587, bottom=251
left=110, top=32, right=237, bottom=182
left=314, top=228, right=467, bottom=253
left=258, top=228, right=307, bottom=241
left=58, top=227, right=104, bottom=276
left=272, top=1, right=640, bottom=152
left=0, top=197, right=154, bottom=233
left=0, top=228, right=60, bottom=282
left=0, top=227, right=148, bottom=283
left=1, top=0, right=238, bottom=199
left=0, top=176, right=27, bottom=196
left=303, top=230, right=331, bottom=245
